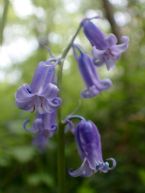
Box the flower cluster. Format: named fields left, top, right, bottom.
left=15, top=17, right=128, bottom=176
left=16, top=58, right=62, bottom=149
left=74, top=19, right=128, bottom=98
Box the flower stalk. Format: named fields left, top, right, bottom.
left=57, top=23, right=82, bottom=193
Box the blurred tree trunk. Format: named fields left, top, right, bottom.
left=101, top=0, right=121, bottom=42
left=102, top=0, right=131, bottom=121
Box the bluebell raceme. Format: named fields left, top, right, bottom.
left=15, top=16, right=128, bottom=176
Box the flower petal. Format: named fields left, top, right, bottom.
left=69, top=159, right=94, bottom=177
left=41, top=83, right=59, bottom=98
left=23, top=118, right=42, bottom=133
left=73, top=44, right=111, bottom=98
left=111, top=36, right=129, bottom=54
left=96, top=158, right=116, bottom=173
left=47, top=97, right=62, bottom=108
left=31, top=112, right=57, bottom=150
left=105, top=59, right=116, bottom=70
left=32, top=132, right=48, bottom=151
left=15, top=84, right=34, bottom=111
left=92, top=47, right=105, bottom=67
left=43, top=112, right=57, bottom=134
left=82, top=20, right=107, bottom=49
left=81, top=79, right=112, bottom=98
left=105, top=34, right=117, bottom=46
left=30, top=61, right=55, bottom=93
left=81, top=85, right=100, bottom=98
left=33, top=97, right=54, bottom=114
left=92, top=46, right=105, bottom=58
left=99, top=79, right=112, bottom=90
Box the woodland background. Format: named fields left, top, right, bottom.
left=0, top=0, right=145, bottom=193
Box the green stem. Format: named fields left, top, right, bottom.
left=57, top=23, right=82, bottom=193
left=61, top=23, right=82, bottom=60
left=0, top=0, right=9, bottom=44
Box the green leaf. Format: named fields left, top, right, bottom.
left=27, top=172, right=54, bottom=187
left=9, top=146, right=35, bottom=163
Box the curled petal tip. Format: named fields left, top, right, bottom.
left=65, top=115, right=86, bottom=121
left=121, top=35, right=129, bottom=43
left=48, top=97, right=62, bottom=108
left=95, top=158, right=116, bottom=173
left=50, top=124, right=57, bottom=132
left=100, top=79, right=112, bottom=90
left=81, top=87, right=100, bottom=98
left=106, top=158, right=117, bottom=170
left=23, top=119, right=30, bottom=131
left=64, top=115, right=86, bottom=133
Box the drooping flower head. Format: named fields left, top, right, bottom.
left=73, top=44, right=112, bottom=98
left=15, top=58, right=62, bottom=114
left=24, top=111, right=57, bottom=150
left=65, top=115, right=116, bottom=177
left=82, top=19, right=129, bottom=70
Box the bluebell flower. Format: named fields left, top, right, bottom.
left=24, top=112, right=57, bottom=150
left=82, top=20, right=129, bottom=70
left=15, top=58, right=62, bottom=114
left=73, top=44, right=112, bottom=98
left=65, top=116, right=116, bottom=177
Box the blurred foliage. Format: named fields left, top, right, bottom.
left=0, top=0, right=145, bottom=193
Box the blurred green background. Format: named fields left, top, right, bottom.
left=0, top=0, right=145, bottom=193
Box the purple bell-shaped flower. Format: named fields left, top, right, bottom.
left=15, top=58, right=62, bottom=114
left=65, top=115, right=116, bottom=177
left=24, top=111, right=57, bottom=150
left=82, top=20, right=129, bottom=70
left=73, top=44, right=112, bottom=98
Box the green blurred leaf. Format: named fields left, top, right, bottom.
left=9, top=146, right=35, bottom=163
left=27, top=172, right=54, bottom=187
left=139, top=169, right=145, bottom=185
left=77, top=184, right=96, bottom=193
